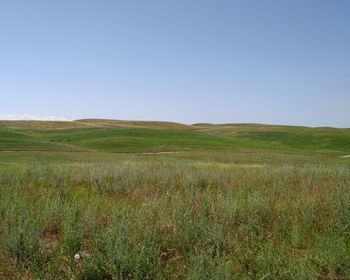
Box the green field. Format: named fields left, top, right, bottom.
left=0, top=120, right=349, bottom=279
left=1, top=119, right=350, bottom=164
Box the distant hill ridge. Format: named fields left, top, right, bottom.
left=0, top=119, right=349, bottom=155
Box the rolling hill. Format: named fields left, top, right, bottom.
left=0, top=119, right=349, bottom=164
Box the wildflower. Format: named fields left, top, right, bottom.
left=74, top=251, right=90, bottom=260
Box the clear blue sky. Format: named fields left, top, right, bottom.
left=1, top=0, right=349, bottom=127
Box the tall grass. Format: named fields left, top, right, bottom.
left=0, top=161, right=349, bottom=279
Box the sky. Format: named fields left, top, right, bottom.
left=0, top=0, right=349, bottom=127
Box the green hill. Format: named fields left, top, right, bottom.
left=0, top=120, right=349, bottom=279
left=0, top=120, right=349, bottom=164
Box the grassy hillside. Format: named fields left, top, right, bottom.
left=1, top=120, right=349, bottom=155
left=0, top=120, right=349, bottom=279
left=194, top=123, right=350, bottom=153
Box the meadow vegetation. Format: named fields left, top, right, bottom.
left=0, top=120, right=349, bottom=279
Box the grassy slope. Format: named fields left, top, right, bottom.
left=0, top=120, right=349, bottom=279
left=0, top=120, right=349, bottom=156
left=193, top=123, right=350, bottom=153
